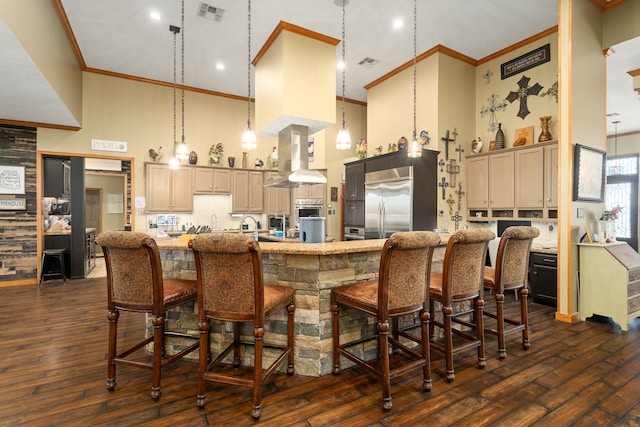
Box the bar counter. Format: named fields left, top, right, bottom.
left=155, top=235, right=446, bottom=377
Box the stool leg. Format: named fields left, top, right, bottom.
left=39, top=253, right=47, bottom=286
left=59, top=253, right=67, bottom=283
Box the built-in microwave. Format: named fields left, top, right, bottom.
left=294, top=199, right=323, bottom=225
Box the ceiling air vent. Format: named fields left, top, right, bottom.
left=197, top=3, right=224, bottom=21
left=358, top=57, right=380, bottom=68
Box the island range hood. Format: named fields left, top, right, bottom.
left=264, top=124, right=327, bottom=188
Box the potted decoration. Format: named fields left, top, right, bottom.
left=209, top=143, right=223, bottom=166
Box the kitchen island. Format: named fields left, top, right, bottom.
left=155, top=236, right=447, bottom=377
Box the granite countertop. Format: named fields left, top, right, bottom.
left=530, top=245, right=557, bottom=255
left=45, top=227, right=96, bottom=236
left=155, top=232, right=450, bottom=255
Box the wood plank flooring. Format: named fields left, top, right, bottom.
left=1, top=278, right=639, bottom=426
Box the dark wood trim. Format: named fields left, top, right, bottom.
left=476, top=26, right=559, bottom=66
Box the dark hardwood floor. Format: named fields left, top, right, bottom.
left=1, top=278, right=639, bottom=426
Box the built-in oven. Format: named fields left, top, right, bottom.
left=344, top=226, right=365, bottom=241
left=294, top=198, right=323, bottom=226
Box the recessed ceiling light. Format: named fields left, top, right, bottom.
left=393, top=18, right=403, bottom=29
left=216, top=62, right=225, bottom=70
left=149, top=11, right=161, bottom=21
left=337, top=60, right=345, bottom=70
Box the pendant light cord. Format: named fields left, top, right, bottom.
left=341, top=0, right=346, bottom=129
left=181, top=0, right=185, bottom=144
left=412, top=0, right=417, bottom=142
left=247, top=0, right=252, bottom=129
left=173, top=27, right=177, bottom=149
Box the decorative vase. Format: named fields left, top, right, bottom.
left=270, top=146, right=278, bottom=169
left=538, top=116, right=552, bottom=142
left=188, top=151, right=198, bottom=165
left=495, top=123, right=505, bottom=149
left=228, top=157, right=235, bottom=168
left=242, top=152, right=248, bottom=169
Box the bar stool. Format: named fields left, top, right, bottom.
left=39, top=249, right=67, bottom=286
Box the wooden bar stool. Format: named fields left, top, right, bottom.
left=429, top=228, right=495, bottom=382
left=39, top=249, right=67, bottom=286
left=96, top=231, right=199, bottom=400
left=332, top=231, right=441, bottom=410
left=483, top=226, right=539, bottom=358
left=190, top=233, right=295, bottom=419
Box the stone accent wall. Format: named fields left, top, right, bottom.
left=0, top=125, right=37, bottom=284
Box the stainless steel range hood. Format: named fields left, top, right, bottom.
left=264, top=124, right=327, bottom=188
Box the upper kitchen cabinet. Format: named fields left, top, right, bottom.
left=44, top=157, right=71, bottom=198
left=292, top=170, right=326, bottom=200
left=466, top=141, right=557, bottom=221
left=194, top=167, right=231, bottom=194
left=146, top=163, right=193, bottom=213
left=265, top=172, right=291, bottom=216
left=232, top=170, right=263, bottom=213
left=345, top=162, right=365, bottom=201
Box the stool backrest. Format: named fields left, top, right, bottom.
left=379, top=231, right=441, bottom=316
left=190, top=233, right=263, bottom=323
left=441, top=228, right=496, bottom=304
left=494, top=226, right=540, bottom=291
left=96, top=231, right=163, bottom=312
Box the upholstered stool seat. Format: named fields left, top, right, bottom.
left=39, top=248, right=67, bottom=286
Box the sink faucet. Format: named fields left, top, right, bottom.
left=239, top=215, right=258, bottom=241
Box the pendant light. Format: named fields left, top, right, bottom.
left=168, top=24, right=180, bottom=170
left=335, top=0, right=351, bottom=150
left=175, top=0, right=190, bottom=161
left=241, top=0, right=257, bottom=150
left=407, top=0, right=422, bottom=158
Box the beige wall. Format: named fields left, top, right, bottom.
left=37, top=71, right=366, bottom=237
left=0, top=0, right=82, bottom=124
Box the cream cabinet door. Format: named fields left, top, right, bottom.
left=544, top=144, right=558, bottom=208
left=466, top=156, right=489, bottom=209
left=265, top=172, right=291, bottom=215
left=515, top=146, right=544, bottom=208
left=194, top=167, right=214, bottom=193
left=488, top=152, right=514, bottom=208
left=213, top=169, right=231, bottom=194
left=146, top=164, right=172, bottom=212
left=170, top=167, right=194, bottom=212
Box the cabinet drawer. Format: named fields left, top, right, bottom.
left=629, top=268, right=640, bottom=283
left=628, top=294, right=640, bottom=314
left=629, top=281, right=640, bottom=298
left=531, top=252, right=557, bottom=267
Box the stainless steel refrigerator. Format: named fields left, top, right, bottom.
left=364, top=166, right=413, bottom=239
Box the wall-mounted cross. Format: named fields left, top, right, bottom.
left=446, top=159, right=460, bottom=186
left=451, top=211, right=463, bottom=231
left=455, top=145, right=464, bottom=162
left=506, top=75, right=543, bottom=119
left=438, top=177, right=449, bottom=200
left=455, top=181, right=465, bottom=211
left=441, top=130, right=454, bottom=160
left=438, top=158, right=445, bottom=172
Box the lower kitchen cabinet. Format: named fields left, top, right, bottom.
left=529, top=251, right=557, bottom=307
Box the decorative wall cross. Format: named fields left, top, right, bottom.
left=438, top=158, right=445, bottom=172
left=480, top=93, right=508, bottom=132
left=506, top=75, right=543, bottom=119
left=455, top=181, right=465, bottom=211
left=483, top=69, right=493, bottom=84
left=451, top=211, right=463, bottom=231
left=446, top=193, right=456, bottom=215
left=455, top=145, right=464, bottom=161
left=438, top=177, right=449, bottom=200
left=441, top=130, right=454, bottom=160
left=446, top=159, right=460, bottom=186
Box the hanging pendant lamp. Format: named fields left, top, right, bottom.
left=407, top=0, right=422, bottom=158
left=168, top=24, right=181, bottom=170
left=335, top=0, right=351, bottom=150
left=175, top=0, right=190, bottom=161
left=241, top=0, right=257, bottom=150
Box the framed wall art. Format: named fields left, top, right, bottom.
left=0, top=165, right=25, bottom=195
left=573, top=144, right=606, bottom=202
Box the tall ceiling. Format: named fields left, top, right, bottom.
left=1, top=0, right=639, bottom=135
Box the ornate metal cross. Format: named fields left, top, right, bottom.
left=455, top=181, right=465, bottom=211
left=438, top=177, right=449, bottom=200
left=506, top=75, right=543, bottom=119
left=483, top=69, right=493, bottom=84
left=455, top=145, right=464, bottom=161
left=446, top=159, right=460, bottom=186
left=480, top=93, right=509, bottom=132
left=441, top=130, right=454, bottom=160
left=451, top=211, right=463, bottom=231
left=438, top=158, right=445, bottom=172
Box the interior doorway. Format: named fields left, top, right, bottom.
left=85, top=188, right=102, bottom=255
